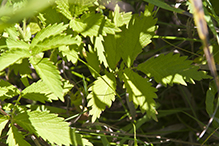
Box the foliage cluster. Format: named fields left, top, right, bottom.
left=0, top=0, right=219, bottom=145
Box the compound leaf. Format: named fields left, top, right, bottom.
left=30, top=57, right=63, bottom=101
left=87, top=72, right=116, bottom=122
left=123, top=68, right=158, bottom=121
left=137, top=53, right=211, bottom=86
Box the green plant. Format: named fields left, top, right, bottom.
left=0, top=0, right=218, bottom=145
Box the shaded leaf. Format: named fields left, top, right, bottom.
left=206, top=81, right=217, bottom=116
left=0, top=79, right=20, bottom=100
left=71, top=128, right=93, bottom=146
left=85, top=46, right=101, bottom=78
left=102, top=34, right=121, bottom=70
left=143, top=0, right=191, bottom=16
left=137, top=53, right=211, bottom=86
left=118, top=4, right=157, bottom=67
left=123, top=68, right=158, bottom=121
left=70, top=12, right=120, bottom=37
left=10, top=58, right=32, bottom=76
left=87, top=72, right=116, bottom=122
left=6, top=124, right=31, bottom=146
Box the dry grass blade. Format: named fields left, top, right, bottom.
left=189, top=0, right=219, bottom=139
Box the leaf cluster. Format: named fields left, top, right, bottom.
left=0, top=0, right=216, bottom=145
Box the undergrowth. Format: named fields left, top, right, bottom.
left=0, top=0, right=219, bottom=145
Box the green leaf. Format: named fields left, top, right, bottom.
left=59, top=45, right=79, bottom=64
left=0, top=48, right=30, bottom=71
left=30, top=57, right=63, bottom=101
left=137, top=53, right=211, bottom=86
left=143, top=0, right=192, bottom=17
left=10, top=58, right=32, bottom=76
left=21, top=80, right=50, bottom=103
left=27, top=22, right=41, bottom=35
left=5, top=26, right=20, bottom=40
left=34, top=35, right=80, bottom=53
left=0, top=79, right=20, bottom=100
left=87, top=72, right=116, bottom=122
left=14, top=111, right=71, bottom=145
left=118, top=4, right=157, bottom=67
left=70, top=12, right=121, bottom=37
left=70, top=0, right=96, bottom=6
left=6, top=124, right=31, bottom=146
left=95, top=35, right=108, bottom=68
left=103, top=34, right=121, bottom=70
left=122, top=68, right=158, bottom=121
left=206, top=81, right=217, bottom=116
left=85, top=45, right=101, bottom=78
left=22, top=79, right=73, bottom=102
left=56, top=0, right=73, bottom=20
left=71, top=128, right=93, bottom=146
left=6, top=39, right=29, bottom=49
left=0, top=116, right=9, bottom=136
left=30, top=23, right=68, bottom=50
left=113, top=4, right=132, bottom=27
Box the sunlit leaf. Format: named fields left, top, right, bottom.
left=6, top=39, right=29, bottom=49
left=30, top=57, right=63, bottom=101
left=30, top=23, right=68, bottom=51
left=0, top=48, right=30, bottom=71
left=14, top=111, right=71, bottom=145
left=123, top=68, right=158, bottom=121
left=56, top=0, right=72, bottom=20
left=137, top=53, right=211, bottom=86
left=87, top=72, right=116, bottom=122
left=0, top=116, right=9, bottom=136
left=35, top=35, right=80, bottom=53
